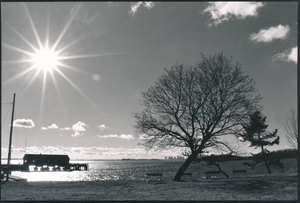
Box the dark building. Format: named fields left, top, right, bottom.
left=0, top=154, right=88, bottom=173
left=23, top=154, right=70, bottom=170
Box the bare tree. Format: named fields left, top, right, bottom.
left=134, top=53, right=261, bottom=181
left=284, top=107, right=298, bottom=149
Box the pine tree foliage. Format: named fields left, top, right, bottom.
left=240, top=111, right=279, bottom=147
left=240, top=111, right=280, bottom=173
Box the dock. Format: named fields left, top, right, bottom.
left=1, top=163, right=88, bottom=173
left=1, top=154, right=88, bottom=180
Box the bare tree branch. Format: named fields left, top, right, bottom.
left=284, top=107, right=298, bottom=149
left=134, top=53, right=261, bottom=181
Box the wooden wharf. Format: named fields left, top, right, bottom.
left=1, top=154, right=88, bottom=179
left=1, top=163, right=88, bottom=173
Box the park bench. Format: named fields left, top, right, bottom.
left=205, top=171, right=220, bottom=179
left=233, top=169, right=247, bottom=177
left=145, top=173, right=163, bottom=183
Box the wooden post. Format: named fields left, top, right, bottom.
left=6, top=93, right=16, bottom=181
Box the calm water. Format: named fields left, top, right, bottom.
left=7, top=160, right=200, bottom=182
left=5, top=158, right=297, bottom=182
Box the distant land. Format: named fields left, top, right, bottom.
left=121, top=158, right=163, bottom=161
left=1, top=158, right=164, bottom=161
left=2, top=149, right=296, bottom=162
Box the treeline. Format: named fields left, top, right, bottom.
left=254, top=148, right=298, bottom=159
left=194, top=148, right=297, bottom=163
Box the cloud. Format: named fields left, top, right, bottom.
left=273, top=47, right=297, bottom=64
left=72, top=121, right=88, bottom=137
left=48, top=123, right=59, bottom=129
left=238, top=136, right=244, bottom=141
left=203, top=2, right=265, bottom=26
left=13, top=119, right=35, bottom=128
left=97, top=134, right=134, bottom=140
left=119, top=134, right=134, bottom=140
left=129, top=2, right=154, bottom=16
left=60, top=127, right=72, bottom=131
left=98, top=124, right=109, bottom=130
left=139, top=134, right=150, bottom=140
left=97, top=134, right=118, bottom=138
left=250, top=25, right=290, bottom=43
left=41, top=127, right=48, bottom=130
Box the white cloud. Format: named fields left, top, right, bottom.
left=72, top=121, right=88, bottom=137
left=250, top=25, right=290, bottom=43
left=97, top=134, right=134, bottom=140
left=203, top=2, right=265, bottom=26
left=72, top=121, right=88, bottom=131
left=13, top=119, right=35, bottom=128
left=238, top=136, right=244, bottom=141
left=98, top=124, right=109, bottom=131
left=273, top=47, right=297, bottom=64
left=60, top=127, right=72, bottom=131
left=129, top=2, right=154, bottom=16
left=119, top=134, right=134, bottom=140
left=48, top=123, right=59, bottom=129
left=73, top=131, right=81, bottom=137
left=139, top=134, right=150, bottom=140
left=97, top=134, right=118, bottom=138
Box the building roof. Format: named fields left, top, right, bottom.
left=23, top=154, right=70, bottom=160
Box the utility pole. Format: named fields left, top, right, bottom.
left=6, top=93, right=16, bottom=181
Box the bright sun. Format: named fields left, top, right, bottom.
left=3, top=3, right=115, bottom=111
left=31, top=48, right=59, bottom=72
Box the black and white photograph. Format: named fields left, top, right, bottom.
left=1, top=1, right=298, bottom=201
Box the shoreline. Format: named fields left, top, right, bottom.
left=1, top=173, right=297, bottom=201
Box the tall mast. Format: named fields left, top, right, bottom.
left=6, top=93, right=16, bottom=181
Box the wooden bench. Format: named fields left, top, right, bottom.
left=205, top=171, right=220, bottom=179
left=233, top=169, right=247, bottom=177
left=146, top=173, right=162, bottom=182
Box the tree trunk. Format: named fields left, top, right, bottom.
left=173, top=152, right=199, bottom=181
left=261, top=146, right=271, bottom=174
left=264, top=160, right=272, bottom=174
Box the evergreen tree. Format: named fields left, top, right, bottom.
left=240, top=111, right=280, bottom=174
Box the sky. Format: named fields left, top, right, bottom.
left=1, top=2, right=297, bottom=160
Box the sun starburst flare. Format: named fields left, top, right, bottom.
left=31, top=47, right=59, bottom=72
left=2, top=3, right=129, bottom=115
